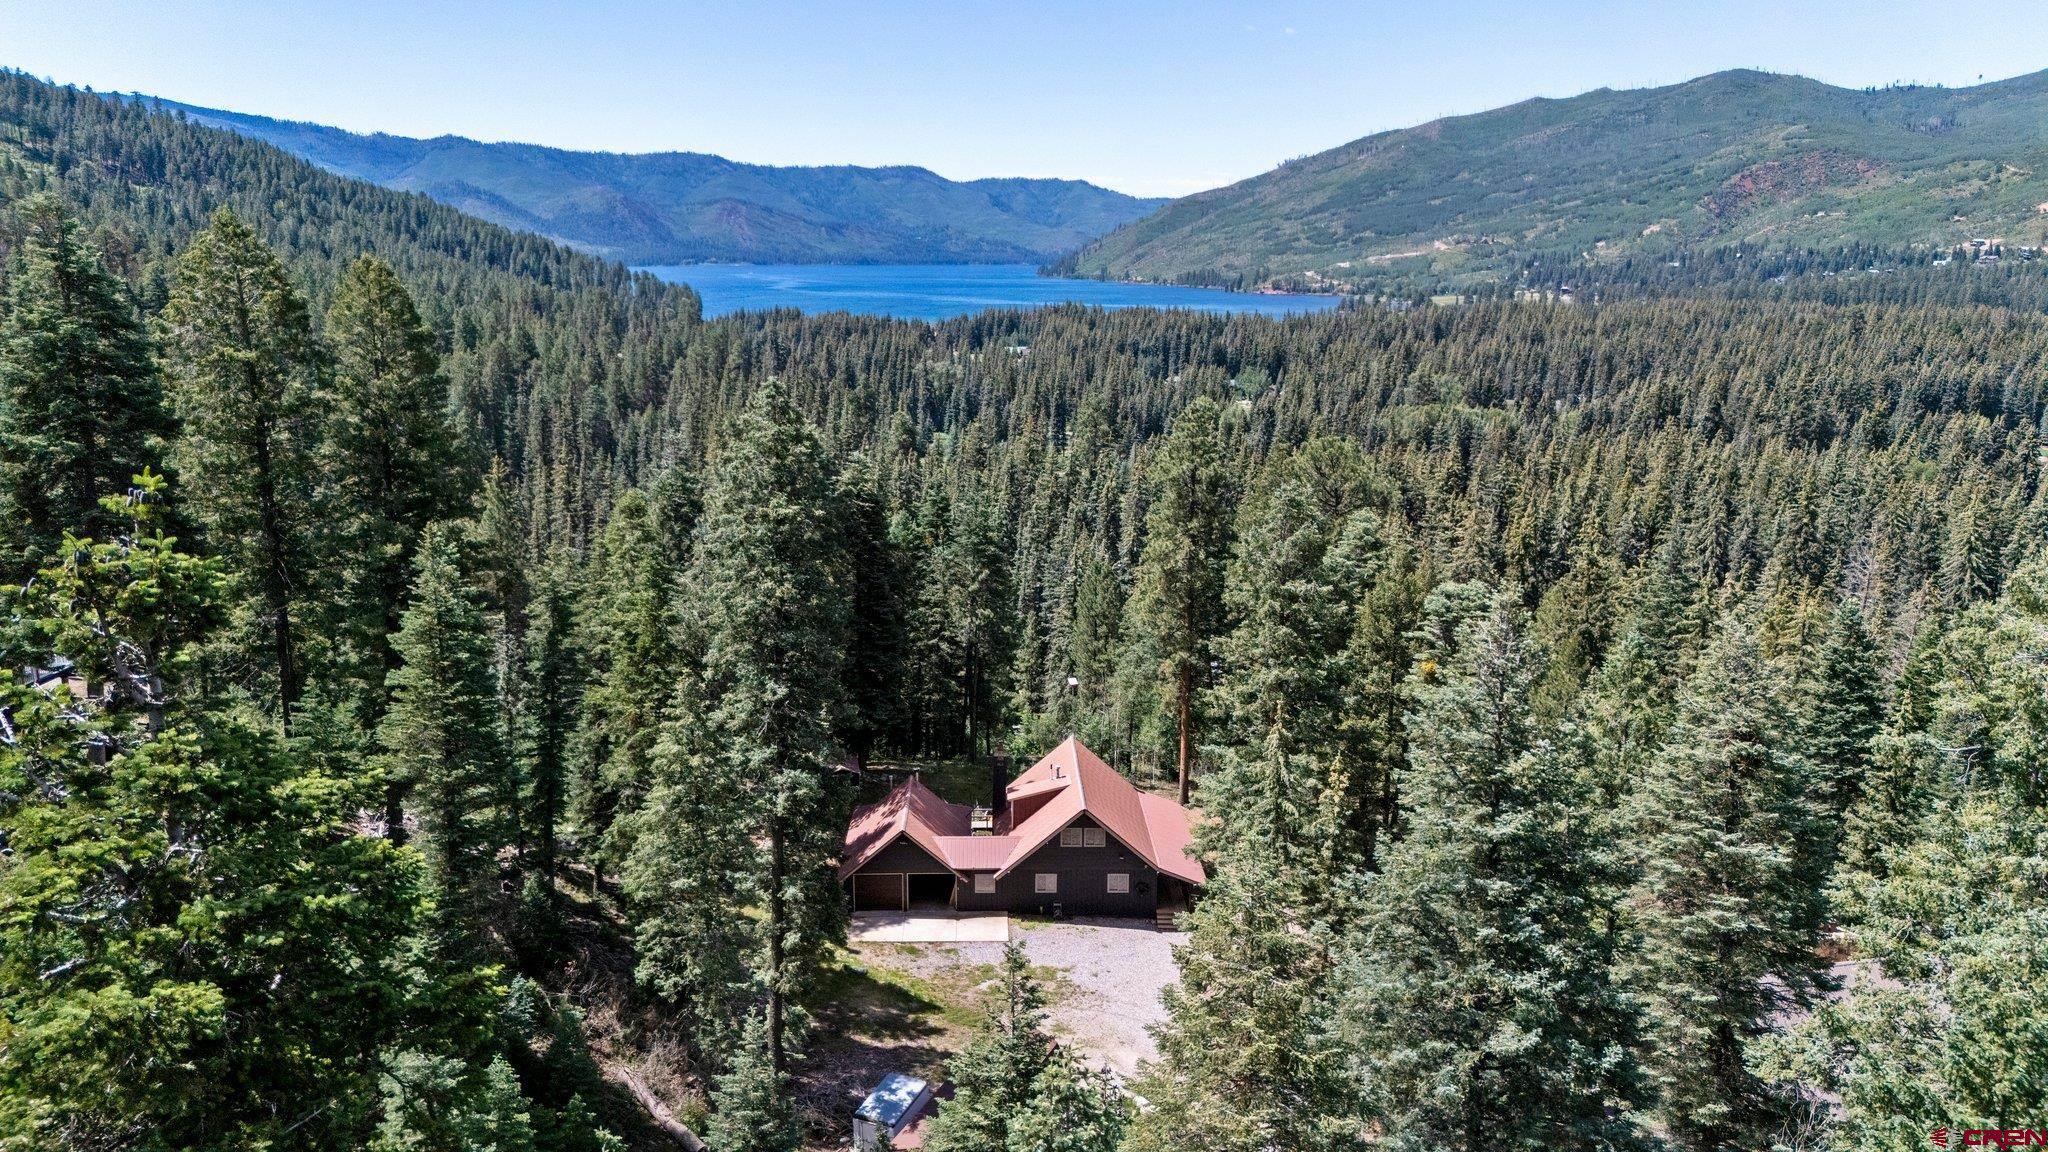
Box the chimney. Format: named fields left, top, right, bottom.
left=989, top=749, right=1011, bottom=817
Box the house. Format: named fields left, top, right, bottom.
left=853, top=1073, right=935, bottom=1150
left=839, top=737, right=1205, bottom=918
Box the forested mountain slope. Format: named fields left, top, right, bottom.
left=145, top=97, right=1165, bottom=265
left=1061, top=67, right=2048, bottom=290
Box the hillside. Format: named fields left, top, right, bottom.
left=142, top=98, right=1164, bottom=265
left=1061, top=68, right=2048, bottom=290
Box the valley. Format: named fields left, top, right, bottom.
left=1, top=30, right=2044, bottom=1152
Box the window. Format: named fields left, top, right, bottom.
left=1060, top=827, right=1084, bottom=848
left=1083, top=827, right=1107, bottom=848
left=1034, top=873, right=1058, bottom=894
left=1107, top=873, right=1130, bottom=894
left=974, top=873, right=995, bottom=894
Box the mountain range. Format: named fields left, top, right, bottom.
left=143, top=98, right=1165, bottom=266
left=1060, top=68, right=2048, bottom=290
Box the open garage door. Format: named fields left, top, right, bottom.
left=852, top=872, right=906, bottom=911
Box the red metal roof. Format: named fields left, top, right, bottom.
left=838, top=738, right=1205, bottom=886
left=838, top=775, right=973, bottom=881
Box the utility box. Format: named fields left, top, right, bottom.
left=853, top=1072, right=933, bottom=1151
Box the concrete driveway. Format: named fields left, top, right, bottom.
left=850, top=910, right=1011, bottom=943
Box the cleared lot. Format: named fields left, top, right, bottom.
left=852, top=916, right=1184, bottom=1080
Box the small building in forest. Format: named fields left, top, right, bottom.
left=839, top=737, right=1205, bottom=920
left=853, top=1073, right=935, bottom=1150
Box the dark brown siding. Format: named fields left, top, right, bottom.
left=860, top=838, right=950, bottom=875
left=954, top=815, right=1159, bottom=917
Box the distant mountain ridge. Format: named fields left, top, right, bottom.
left=1061, top=68, right=2048, bottom=290
left=142, top=98, right=1165, bottom=265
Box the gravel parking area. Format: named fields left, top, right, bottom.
left=860, top=916, right=1186, bottom=1081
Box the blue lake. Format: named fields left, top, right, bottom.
left=639, top=263, right=1345, bottom=321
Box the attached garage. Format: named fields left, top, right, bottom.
left=852, top=872, right=906, bottom=911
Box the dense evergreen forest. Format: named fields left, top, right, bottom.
left=1, top=71, right=2045, bottom=1151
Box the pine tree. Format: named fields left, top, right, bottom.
left=380, top=523, right=517, bottom=938
left=0, top=193, right=167, bottom=575
left=1202, top=457, right=1380, bottom=911
left=706, top=1011, right=802, bottom=1152
left=653, top=382, right=848, bottom=1075
left=0, top=484, right=423, bottom=1149
left=572, top=488, right=684, bottom=873
left=1126, top=843, right=1357, bottom=1152
left=1626, top=618, right=1826, bottom=1151
left=1334, top=593, right=1644, bottom=1151
left=520, top=560, right=582, bottom=886
left=924, top=942, right=1054, bottom=1152
left=323, top=253, right=473, bottom=711
left=1004, top=1047, right=1129, bottom=1152
left=1795, top=598, right=1884, bottom=863
left=1129, top=397, right=1235, bottom=804
left=156, top=206, right=326, bottom=727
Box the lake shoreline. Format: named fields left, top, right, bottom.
left=638, top=262, right=1347, bottom=321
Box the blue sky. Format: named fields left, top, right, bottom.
left=4, top=0, right=2045, bottom=197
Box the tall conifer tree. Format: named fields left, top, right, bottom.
left=1129, top=397, right=1234, bottom=804
left=324, top=253, right=473, bottom=707
left=380, top=523, right=517, bottom=939
left=645, top=382, right=848, bottom=1079
left=0, top=193, right=167, bottom=573
left=0, top=482, right=422, bottom=1148
left=924, top=942, right=1054, bottom=1152
left=1627, top=619, right=1826, bottom=1150
left=1335, top=594, right=1644, bottom=1150
left=156, top=207, right=325, bottom=727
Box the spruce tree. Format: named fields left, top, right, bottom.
left=0, top=484, right=423, bottom=1149
left=1204, top=456, right=1381, bottom=891
left=156, top=206, right=326, bottom=727
left=0, top=193, right=167, bottom=574
left=1795, top=598, right=1884, bottom=865
left=650, top=382, right=848, bottom=1075
left=373, top=1051, right=539, bottom=1152
left=1626, top=618, right=1826, bottom=1151
left=835, top=458, right=908, bottom=766
left=1753, top=801, right=2048, bottom=1152
left=1334, top=593, right=1644, bottom=1151
left=706, top=1011, right=802, bottom=1152
left=920, top=479, right=1016, bottom=759
left=323, top=253, right=473, bottom=709
left=573, top=488, right=684, bottom=874
left=380, top=523, right=517, bottom=938
left=520, top=560, right=582, bottom=887
left=1004, top=1047, right=1129, bottom=1152
left=1126, top=843, right=1356, bottom=1152
left=924, top=942, right=1054, bottom=1152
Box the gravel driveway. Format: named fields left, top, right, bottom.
left=865, top=916, right=1186, bottom=1081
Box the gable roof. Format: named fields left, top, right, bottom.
left=838, top=775, right=973, bottom=880
left=838, top=738, right=1205, bottom=886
